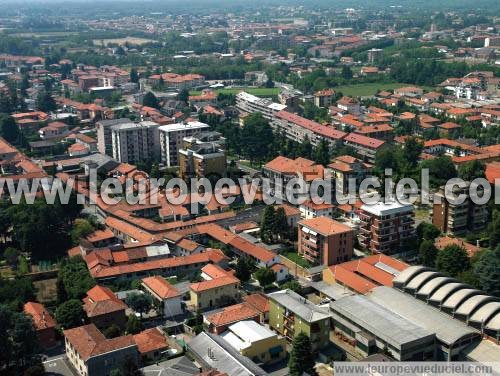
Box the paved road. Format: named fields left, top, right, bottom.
left=236, top=161, right=260, bottom=176
left=43, top=356, right=76, bottom=376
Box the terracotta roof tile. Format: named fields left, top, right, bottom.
left=142, top=276, right=181, bottom=299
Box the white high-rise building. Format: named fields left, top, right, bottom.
left=158, top=121, right=210, bottom=167
left=110, top=121, right=160, bottom=164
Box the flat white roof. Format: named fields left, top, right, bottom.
left=361, top=201, right=414, bottom=216
left=221, top=320, right=276, bottom=351
left=158, top=121, right=210, bottom=132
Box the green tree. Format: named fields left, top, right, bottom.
left=0, top=114, right=19, bottom=143
left=55, top=299, right=85, bottom=329
left=435, top=244, right=470, bottom=278
left=416, top=222, right=440, bottom=243
left=457, top=160, right=486, bottom=182
left=125, top=293, right=152, bottom=318
left=488, top=209, right=500, bottom=249
left=254, top=267, right=276, bottom=287
left=235, top=257, right=255, bottom=282
left=240, top=112, right=273, bottom=165
left=126, top=315, right=144, bottom=334
left=36, top=91, right=57, bottom=112
left=419, top=240, right=438, bottom=267
left=57, top=256, right=96, bottom=301
left=70, top=218, right=95, bottom=245
left=299, top=135, right=313, bottom=159
left=260, top=205, right=276, bottom=243
left=313, top=138, right=330, bottom=166
left=3, top=247, right=19, bottom=268
left=341, top=66, right=353, bottom=80
left=274, top=207, right=290, bottom=240
left=402, top=137, right=423, bottom=168
left=11, top=313, right=38, bottom=367
left=421, top=156, right=457, bottom=188
left=288, top=332, right=317, bottom=376
left=142, top=92, right=159, bottom=109
left=130, top=68, right=139, bottom=83
left=103, top=324, right=122, bottom=339
left=178, top=88, right=189, bottom=104
left=282, top=280, right=302, bottom=294
left=473, top=246, right=500, bottom=297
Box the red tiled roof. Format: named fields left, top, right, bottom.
left=142, top=276, right=181, bottom=299
left=206, top=302, right=260, bottom=327
left=133, top=328, right=168, bottom=354
left=201, top=264, right=230, bottom=280
left=434, top=236, right=481, bottom=257
left=190, top=275, right=239, bottom=293
left=344, top=133, right=385, bottom=149
left=64, top=324, right=136, bottom=361
left=24, top=302, right=57, bottom=330
left=299, top=216, right=352, bottom=236
left=485, top=161, right=500, bottom=184
left=275, top=111, right=347, bottom=140
left=242, top=293, right=270, bottom=314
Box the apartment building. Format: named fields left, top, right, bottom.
left=327, top=155, right=372, bottom=196
left=298, top=216, right=354, bottom=266
left=158, top=121, right=210, bottom=167
left=268, top=289, right=331, bottom=351
left=432, top=183, right=488, bottom=235
left=343, top=133, right=385, bottom=164
left=262, top=156, right=329, bottom=202
left=111, top=121, right=160, bottom=164
left=64, top=324, right=138, bottom=376
left=179, top=131, right=226, bottom=180
left=314, top=89, right=336, bottom=108
left=358, top=201, right=416, bottom=254
left=235, top=91, right=287, bottom=120
left=271, top=110, right=347, bottom=146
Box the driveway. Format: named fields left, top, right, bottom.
left=43, top=356, right=77, bottom=376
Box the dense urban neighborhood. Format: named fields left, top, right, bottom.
left=0, top=0, right=500, bottom=375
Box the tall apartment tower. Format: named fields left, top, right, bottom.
left=96, top=118, right=131, bottom=156
left=158, top=121, right=210, bottom=167
left=358, top=201, right=415, bottom=254
left=110, top=121, right=160, bottom=164
left=432, top=183, right=488, bottom=235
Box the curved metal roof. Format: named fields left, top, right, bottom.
left=485, top=312, right=500, bottom=331
left=405, top=271, right=441, bottom=291
left=469, top=302, right=500, bottom=324
left=455, top=295, right=495, bottom=317
left=417, top=277, right=454, bottom=298
left=368, top=286, right=479, bottom=346
left=429, top=282, right=467, bottom=304
left=392, top=265, right=429, bottom=286
left=442, top=289, right=481, bottom=311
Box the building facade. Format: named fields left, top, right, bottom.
left=358, top=201, right=416, bottom=254
left=298, top=216, right=354, bottom=266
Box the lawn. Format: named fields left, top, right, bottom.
left=189, top=87, right=279, bottom=97
left=334, top=82, right=435, bottom=97
left=282, top=251, right=312, bottom=269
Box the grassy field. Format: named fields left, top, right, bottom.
left=93, top=37, right=155, bottom=46
left=335, top=82, right=435, bottom=97
left=282, top=251, right=312, bottom=269
left=189, top=87, right=279, bottom=97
